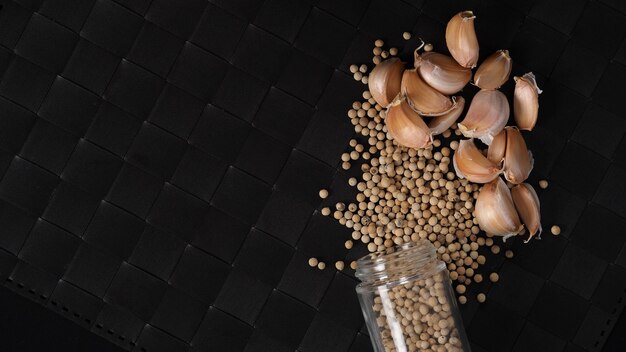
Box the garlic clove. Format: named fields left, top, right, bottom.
left=401, top=69, right=456, bottom=116
left=457, top=89, right=509, bottom=145
left=511, top=183, right=542, bottom=242
left=474, top=50, right=512, bottom=90
left=475, top=177, right=523, bottom=238
left=368, top=58, right=405, bottom=107
left=452, top=138, right=502, bottom=183
left=385, top=97, right=433, bottom=149
left=503, top=126, right=533, bottom=184
left=514, top=72, right=542, bottom=131
left=487, top=129, right=506, bottom=164
left=445, top=11, right=479, bottom=68
left=415, top=51, right=472, bottom=95
left=429, top=96, right=465, bottom=135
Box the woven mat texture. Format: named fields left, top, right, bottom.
left=0, top=0, right=626, bottom=351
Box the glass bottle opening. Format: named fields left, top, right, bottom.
left=355, top=240, right=446, bottom=291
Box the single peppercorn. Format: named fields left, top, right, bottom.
left=477, top=293, right=486, bottom=303
left=489, top=272, right=499, bottom=283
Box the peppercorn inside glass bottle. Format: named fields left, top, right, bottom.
left=355, top=240, right=471, bottom=352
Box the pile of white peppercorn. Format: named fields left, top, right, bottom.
left=309, top=36, right=521, bottom=305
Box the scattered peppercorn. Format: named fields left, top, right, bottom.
left=489, top=272, right=499, bottom=283
left=476, top=293, right=486, bottom=303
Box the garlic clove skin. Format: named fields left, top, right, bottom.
left=514, top=72, right=542, bottom=131
left=368, top=58, right=405, bottom=107
left=475, top=177, right=523, bottom=238
left=457, top=89, right=509, bottom=145
left=429, top=96, right=465, bottom=135
left=401, top=69, right=456, bottom=116
left=445, top=11, right=479, bottom=68
left=385, top=97, right=433, bottom=149
left=503, top=126, right=533, bottom=184
left=487, top=129, right=506, bottom=164
left=474, top=50, right=512, bottom=90
left=415, top=51, right=472, bottom=95
left=511, top=183, right=542, bottom=242
left=453, top=138, right=502, bottom=183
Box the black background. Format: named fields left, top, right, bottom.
left=0, top=0, right=626, bottom=351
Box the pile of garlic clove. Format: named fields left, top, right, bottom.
left=367, top=10, right=543, bottom=244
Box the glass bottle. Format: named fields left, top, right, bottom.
left=355, top=240, right=471, bottom=352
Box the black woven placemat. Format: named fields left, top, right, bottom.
left=0, top=0, right=625, bottom=351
